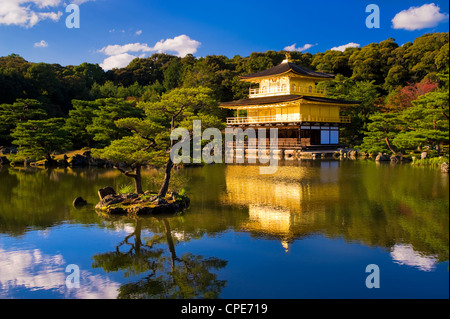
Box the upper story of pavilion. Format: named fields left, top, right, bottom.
left=219, top=55, right=359, bottom=127
left=241, top=56, right=334, bottom=98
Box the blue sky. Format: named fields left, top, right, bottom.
left=0, top=0, right=448, bottom=70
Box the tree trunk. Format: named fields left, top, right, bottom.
left=115, top=164, right=143, bottom=194
left=158, top=158, right=173, bottom=198
left=385, top=137, right=396, bottom=154
left=134, top=164, right=143, bottom=194
left=45, top=153, right=58, bottom=167
left=158, top=114, right=177, bottom=198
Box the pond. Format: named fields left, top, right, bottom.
left=0, top=160, right=448, bottom=299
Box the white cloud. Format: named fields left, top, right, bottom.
left=330, top=42, right=360, bottom=52
left=392, top=3, right=449, bottom=31
left=37, top=10, right=62, bottom=21
left=151, top=34, right=201, bottom=57
left=135, top=30, right=142, bottom=36
left=98, top=43, right=152, bottom=56
left=284, top=43, right=316, bottom=52
left=100, top=52, right=138, bottom=70
left=98, top=35, right=201, bottom=70
left=32, top=0, right=62, bottom=8
left=0, top=0, right=61, bottom=27
left=70, top=0, right=96, bottom=4
left=34, top=40, right=48, bottom=47
left=0, top=0, right=93, bottom=28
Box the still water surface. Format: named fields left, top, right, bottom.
left=0, top=160, right=448, bottom=298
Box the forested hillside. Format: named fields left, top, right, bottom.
left=0, top=32, right=448, bottom=159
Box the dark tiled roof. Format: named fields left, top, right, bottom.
left=301, top=96, right=360, bottom=104
left=240, top=62, right=335, bottom=79
left=221, top=95, right=302, bottom=107
left=220, top=95, right=359, bottom=107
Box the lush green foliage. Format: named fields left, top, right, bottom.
left=87, top=98, right=145, bottom=147
left=11, top=118, right=71, bottom=160
left=1, top=32, right=448, bottom=160
left=92, top=87, right=223, bottom=194
left=360, top=74, right=449, bottom=155
left=0, top=99, right=48, bottom=146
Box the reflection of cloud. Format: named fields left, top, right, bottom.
left=0, top=248, right=65, bottom=296
left=390, top=244, right=438, bottom=272
left=73, top=271, right=120, bottom=299
left=0, top=248, right=120, bottom=298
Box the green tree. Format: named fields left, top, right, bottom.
left=182, top=55, right=235, bottom=103
left=244, top=53, right=274, bottom=73
left=404, top=32, right=449, bottom=82
left=0, top=99, right=47, bottom=146
left=93, top=120, right=166, bottom=194
left=64, top=100, right=100, bottom=149
left=87, top=98, right=145, bottom=147
left=0, top=54, right=34, bottom=104
left=25, top=62, right=64, bottom=108
left=89, top=81, right=118, bottom=99
left=393, top=89, right=449, bottom=154
left=11, top=118, right=71, bottom=162
left=146, top=87, right=224, bottom=197
left=434, top=43, right=449, bottom=72
left=163, top=58, right=184, bottom=91
left=348, top=43, right=383, bottom=84
left=73, top=62, right=105, bottom=88
left=360, top=113, right=401, bottom=154
left=320, top=76, right=380, bottom=146
left=93, top=87, right=223, bottom=195
left=383, top=64, right=409, bottom=92
left=311, top=49, right=352, bottom=76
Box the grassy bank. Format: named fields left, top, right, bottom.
left=411, top=156, right=449, bottom=167
left=3, top=148, right=89, bottom=166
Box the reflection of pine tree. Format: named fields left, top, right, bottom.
left=92, top=217, right=227, bottom=299
left=92, top=219, right=164, bottom=278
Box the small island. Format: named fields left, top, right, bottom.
left=95, top=186, right=190, bottom=216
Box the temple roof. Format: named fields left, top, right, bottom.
left=220, top=95, right=359, bottom=108
left=239, top=61, right=335, bottom=80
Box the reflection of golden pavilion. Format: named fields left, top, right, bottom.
left=245, top=205, right=293, bottom=252
left=221, top=164, right=340, bottom=252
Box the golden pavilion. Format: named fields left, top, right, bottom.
left=220, top=55, right=358, bottom=149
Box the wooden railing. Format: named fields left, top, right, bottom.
left=249, top=86, right=326, bottom=98
left=225, top=139, right=302, bottom=149
left=226, top=114, right=350, bottom=125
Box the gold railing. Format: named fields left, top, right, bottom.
left=226, top=114, right=350, bottom=125
left=249, top=86, right=326, bottom=98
